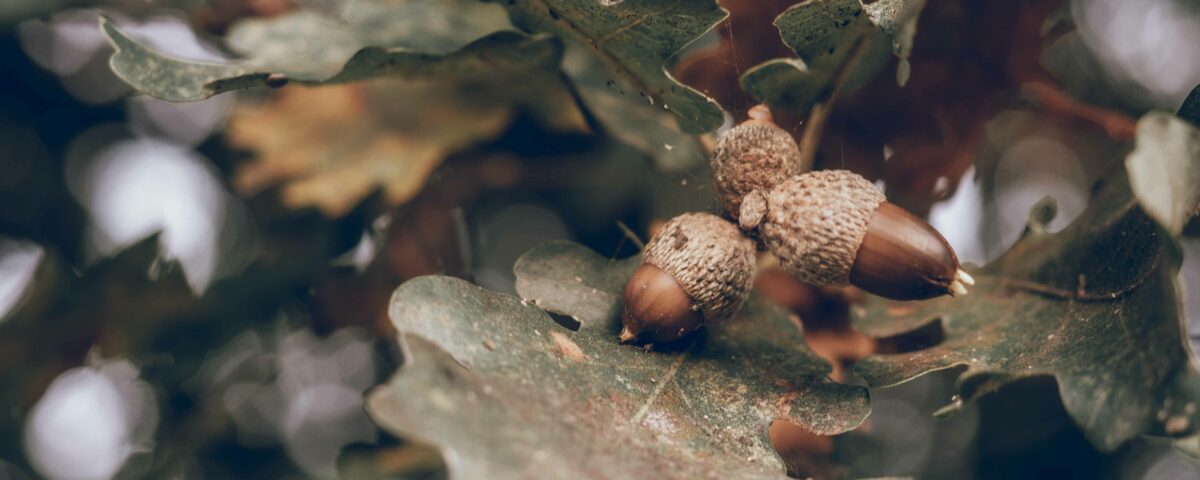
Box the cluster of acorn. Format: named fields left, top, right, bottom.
left=619, top=106, right=974, bottom=344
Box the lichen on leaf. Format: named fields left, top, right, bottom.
left=852, top=160, right=1200, bottom=452
left=366, top=242, right=869, bottom=479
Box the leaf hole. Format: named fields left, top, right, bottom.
left=548, top=312, right=582, bottom=331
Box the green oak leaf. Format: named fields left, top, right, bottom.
left=1126, top=111, right=1200, bottom=236
left=490, top=0, right=728, bottom=134
left=561, top=42, right=707, bottom=171
left=851, top=167, right=1200, bottom=452
left=99, top=0, right=563, bottom=102
left=366, top=242, right=869, bottom=479
left=740, top=0, right=921, bottom=112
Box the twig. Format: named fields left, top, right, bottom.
left=617, top=221, right=646, bottom=250
left=1020, top=82, right=1137, bottom=140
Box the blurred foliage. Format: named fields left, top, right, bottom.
left=100, top=2, right=562, bottom=102
left=227, top=78, right=583, bottom=216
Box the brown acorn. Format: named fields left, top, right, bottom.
left=620, top=212, right=757, bottom=344
left=711, top=105, right=802, bottom=221
left=740, top=170, right=973, bottom=301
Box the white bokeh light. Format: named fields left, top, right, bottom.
left=24, top=359, right=157, bottom=480
left=282, top=383, right=378, bottom=478
left=127, top=94, right=233, bottom=147
left=26, top=369, right=129, bottom=480
left=1073, top=0, right=1200, bottom=108
left=197, top=326, right=379, bottom=478
left=17, top=10, right=229, bottom=105
left=16, top=9, right=110, bottom=76
left=929, top=167, right=986, bottom=266
left=65, top=130, right=244, bottom=292
left=0, top=237, right=45, bottom=321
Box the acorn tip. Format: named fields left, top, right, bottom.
left=618, top=328, right=637, bottom=344
left=956, top=269, right=975, bottom=286
left=747, top=104, right=773, bottom=123
left=949, top=279, right=969, bottom=297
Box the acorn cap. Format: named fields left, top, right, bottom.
left=712, top=115, right=802, bottom=221
left=760, top=170, right=885, bottom=287
left=641, top=212, right=757, bottom=322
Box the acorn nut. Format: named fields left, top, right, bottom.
left=620, top=212, right=757, bottom=344
left=742, top=170, right=973, bottom=301
left=712, top=105, right=802, bottom=221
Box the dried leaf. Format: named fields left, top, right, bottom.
left=227, top=79, right=530, bottom=216
left=366, top=242, right=869, bottom=479
left=1126, top=111, right=1200, bottom=236
left=99, top=0, right=562, bottom=102
left=851, top=168, right=1200, bottom=452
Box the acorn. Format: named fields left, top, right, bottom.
left=620, top=212, right=757, bottom=344
left=711, top=105, right=802, bottom=221
left=739, top=170, right=974, bottom=301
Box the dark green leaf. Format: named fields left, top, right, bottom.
left=367, top=242, right=869, bottom=479
left=1179, top=83, right=1200, bottom=127
left=852, top=169, right=1200, bottom=452
left=740, top=0, right=919, bottom=112
left=491, top=0, right=728, bottom=134
left=562, top=43, right=707, bottom=170
left=99, top=0, right=563, bottom=102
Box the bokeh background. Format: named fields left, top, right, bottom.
left=1, top=0, right=1200, bottom=478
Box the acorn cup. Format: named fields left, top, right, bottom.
left=711, top=105, right=802, bottom=222
left=620, top=213, right=757, bottom=344
left=739, top=170, right=974, bottom=301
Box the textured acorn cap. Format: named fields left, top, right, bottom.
left=712, top=121, right=801, bottom=221
left=760, top=170, right=885, bottom=287
left=642, top=212, right=757, bottom=322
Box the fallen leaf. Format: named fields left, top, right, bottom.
left=366, top=242, right=870, bottom=479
